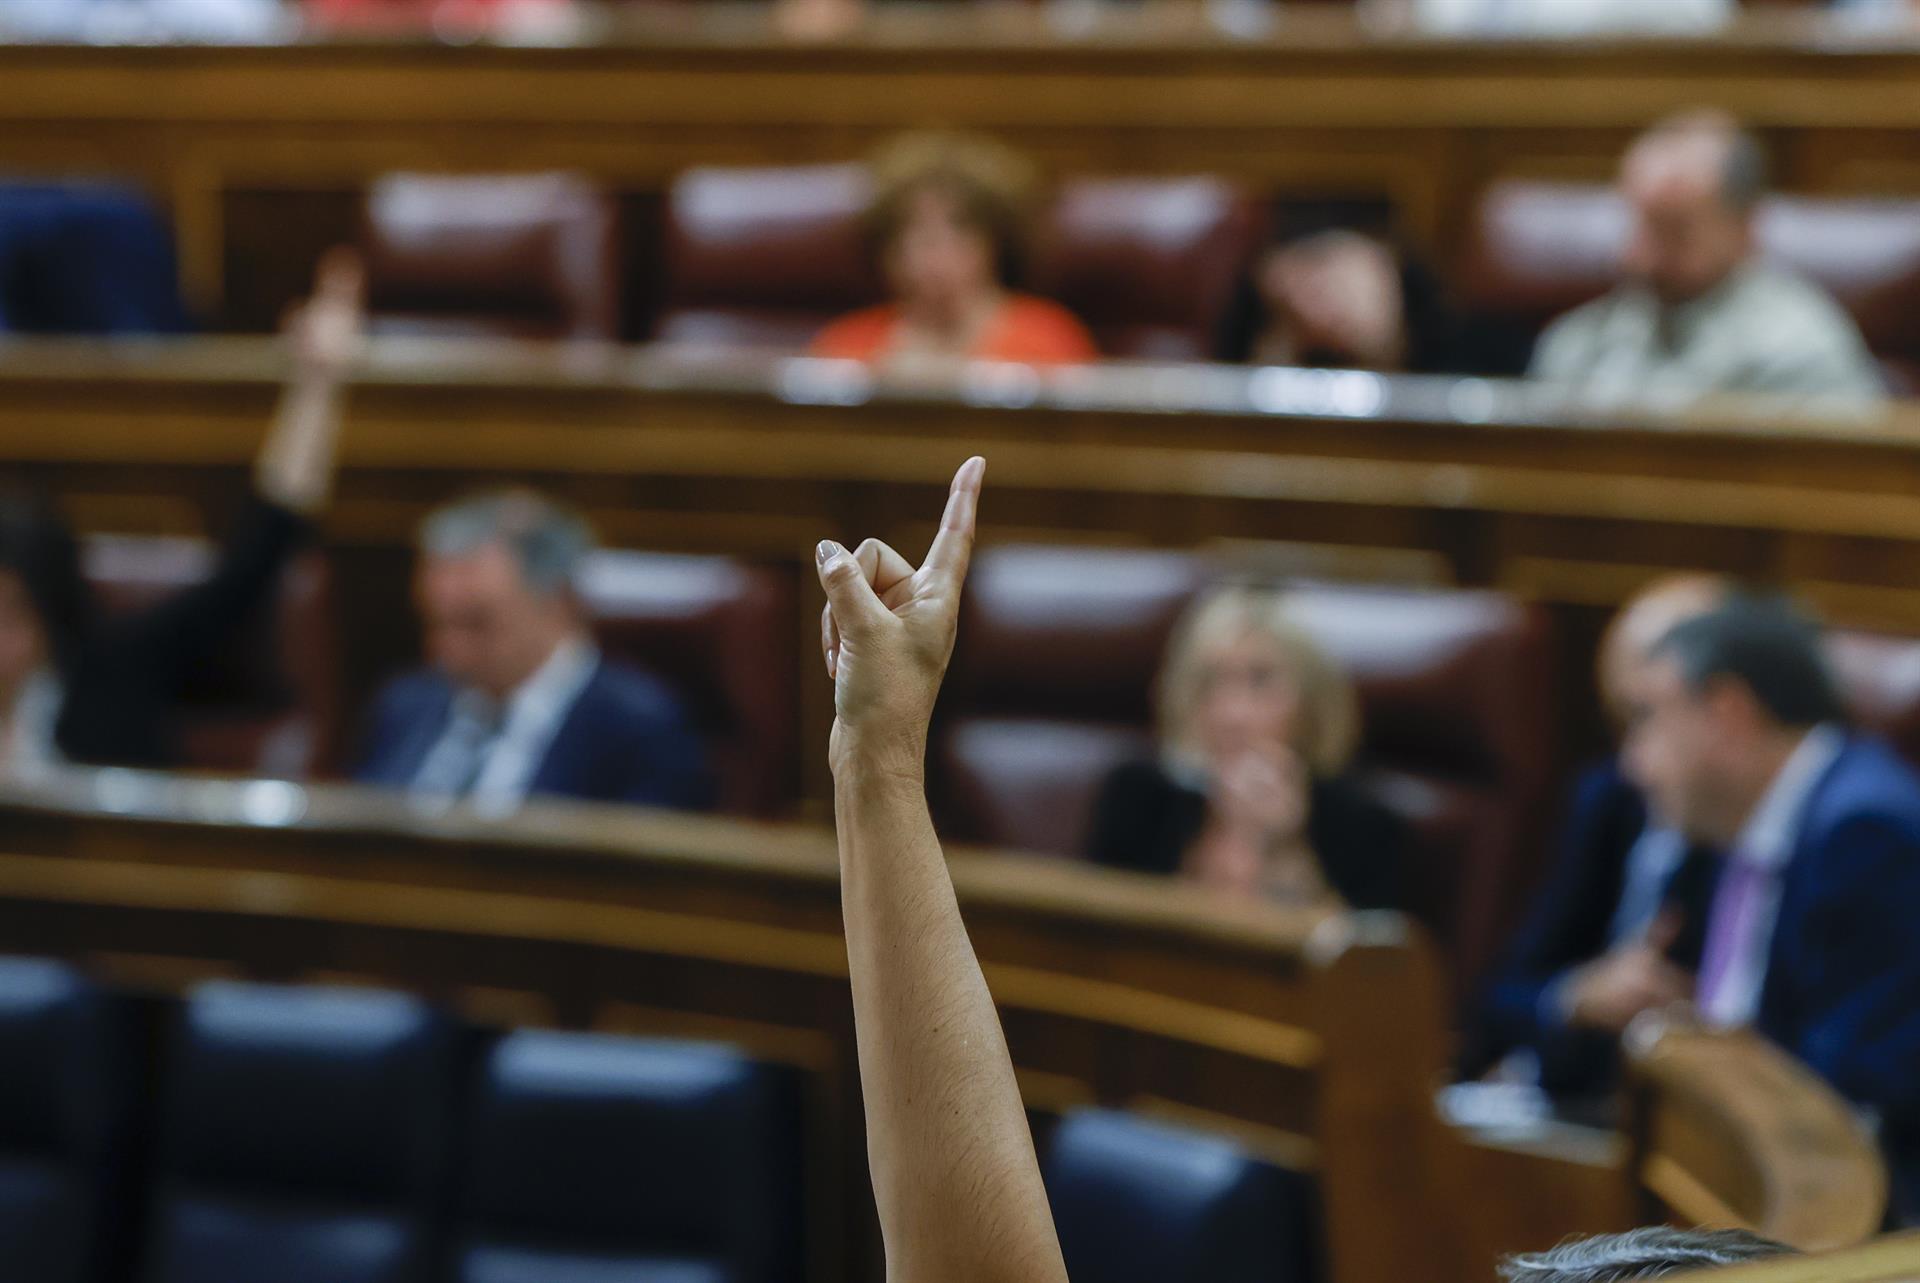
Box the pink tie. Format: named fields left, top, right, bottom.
left=1696, top=857, right=1770, bottom=1021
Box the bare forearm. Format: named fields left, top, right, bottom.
left=253, top=374, right=345, bottom=515
left=835, top=759, right=1068, bottom=1283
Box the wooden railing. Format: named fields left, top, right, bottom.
left=1629, top=1020, right=1889, bottom=1251
left=0, top=770, right=1898, bottom=1282
left=7, top=338, right=1920, bottom=807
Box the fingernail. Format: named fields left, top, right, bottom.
left=816, top=540, right=838, bottom=565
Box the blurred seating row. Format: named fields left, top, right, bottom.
left=0, top=957, right=1304, bottom=1283
left=98, top=532, right=1920, bottom=990
left=86, top=536, right=797, bottom=817
left=348, top=170, right=1920, bottom=377
left=0, top=957, right=806, bottom=1283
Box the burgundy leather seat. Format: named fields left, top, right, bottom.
left=1827, top=629, right=1920, bottom=767
left=656, top=163, right=876, bottom=351
left=82, top=535, right=338, bottom=778
left=1460, top=180, right=1920, bottom=387
left=576, top=551, right=798, bottom=818
left=933, top=545, right=1558, bottom=989
left=657, top=162, right=1262, bottom=359
left=359, top=172, right=619, bottom=341
left=1034, top=176, right=1262, bottom=361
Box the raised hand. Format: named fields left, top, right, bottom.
left=1566, top=912, right=1693, bottom=1034
left=253, top=248, right=366, bottom=515
left=817, top=453, right=1070, bottom=1283
left=816, top=456, right=984, bottom=776
left=285, top=248, right=366, bottom=383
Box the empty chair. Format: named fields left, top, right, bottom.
left=657, top=163, right=875, bottom=351
left=1033, top=176, right=1262, bottom=361
left=82, top=534, right=339, bottom=778
left=0, top=958, right=129, bottom=1283
left=1043, top=1110, right=1309, bottom=1283
left=141, top=983, right=452, bottom=1283
left=1460, top=180, right=1920, bottom=387
left=577, top=551, right=799, bottom=818
left=451, top=1031, right=804, bottom=1283
left=934, top=545, right=1559, bottom=991
left=1827, top=628, right=1920, bottom=768
left=360, top=173, right=618, bottom=341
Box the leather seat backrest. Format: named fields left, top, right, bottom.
left=0, top=957, right=126, bottom=1283
left=1827, top=628, right=1920, bottom=767
left=453, top=1031, right=804, bottom=1283
left=142, top=982, right=452, bottom=1283
left=576, top=551, right=799, bottom=818
left=361, top=172, right=619, bottom=342
left=657, top=163, right=877, bottom=351
left=1034, top=176, right=1263, bottom=361
left=1043, top=1109, right=1311, bottom=1283
left=81, top=534, right=338, bottom=778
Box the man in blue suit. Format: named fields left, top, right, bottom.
left=1465, top=576, right=1728, bottom=1093
left=1623, top=594, right=1920, bottom=1223
left=356, top=490, right=711, bottom=814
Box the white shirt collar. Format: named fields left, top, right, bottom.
left=501, top=634, right=598, bottom=730
left=1732, top=723, right=1846, bottom=870
left=452, top=634, right=598, bottom=730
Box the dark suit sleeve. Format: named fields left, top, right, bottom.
left=609, top=696, right=714, bottom=812
left=1309, top=776, right=1405, bottom=913
left=351, top=677, right=419, bottom=786
left=1776, top=814, right=1920, bottom=1136
left=1084, top=761, right=1190, bottom=875
left=1459, top=765, right=1640, bottom=1083
left=97, top=498, right=312, bottom=692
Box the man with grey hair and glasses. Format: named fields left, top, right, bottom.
left=355, top=490, right=710, bottom=815
left=1530, top=111, right=1883, bottom=410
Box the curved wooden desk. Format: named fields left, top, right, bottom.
left=0, top=771, right=1894, bottom=1280
left=0, top=771, right=1459, bottom=1283
left=1693, top=1233, right=1920, bottom=1283
left=7, top=337, right=1920, bottom=812
left=1629, top=1021, right=1889, bottom=1251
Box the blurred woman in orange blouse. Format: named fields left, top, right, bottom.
left=812, top=132, right=1098, bottom=369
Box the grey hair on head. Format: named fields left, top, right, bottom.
left=1637, top=110, right=1770, bottom=215
left=1501, top=1229, right=1797, bottom=1283
left=418, top=489, right=594, bottom=596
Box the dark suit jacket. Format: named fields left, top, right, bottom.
left=1461, top=759, right=1721, bottom=1093
left=354, top=656, right=713, bottom=812
left=54, top=499, right=310, bottom=769
left=1755, top=736, right=1920, bottom=1218
left=1083, top=759, right=1404, bottom=912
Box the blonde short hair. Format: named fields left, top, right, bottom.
left=1156, top=586, right=1362, bottom=777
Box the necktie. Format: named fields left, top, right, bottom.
left=415, top=704, right=503, bottom=801
left=1695, top=856, right=1770, bottom=1025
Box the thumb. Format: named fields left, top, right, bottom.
left=816, top=540, right=888, bottom=637
left=1644, top=908, right=1685, bottom=957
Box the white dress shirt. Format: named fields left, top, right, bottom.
left=1699, top=724, right=1847, bottom=1029
left=409, top=637, right=601, bottom=817
left=1607, top=824, right=1689, bottom=947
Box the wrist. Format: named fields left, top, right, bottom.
left=830, top=724, right=929, bottom=787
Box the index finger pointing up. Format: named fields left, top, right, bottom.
left=923, top=456, right=985, bottom=584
